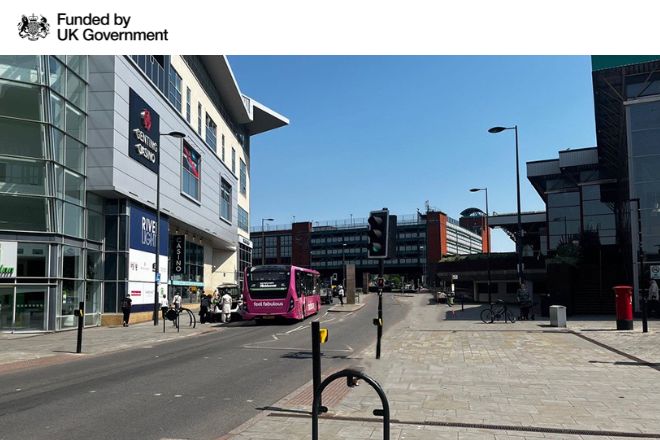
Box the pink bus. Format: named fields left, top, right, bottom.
left=241, top=265, right=321, bottom=322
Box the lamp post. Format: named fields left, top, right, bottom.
left=261, top=218, right=274, bottom=265
left=470, top=187, right=491, bottom=304
left=488, top=125, right=523, bottom=286
left=342, top=243, right=347, bottom=286
left=552, top=216, right=568, bottom=243
left=153, top=131, right=186, bottom=326
left=419, top=244, right=425, bottom=288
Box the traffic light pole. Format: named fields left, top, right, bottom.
left=376, top=259, right=384, bottom=360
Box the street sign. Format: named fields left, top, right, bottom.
left=452, top=274, right=458, bottom=280
left=651, top=265, right=660, bottom=280
left=156, top=272, right=161, bottom=283
left=152, top=262, right=157, bottom=272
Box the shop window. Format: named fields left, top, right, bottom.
left=62, top=245, right=83, bottom=279
left=17, top=243, right=48, bottom=277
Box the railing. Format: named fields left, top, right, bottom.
left=250, top=213, right=462, bottom=233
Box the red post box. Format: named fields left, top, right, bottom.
left=613, top=285, right=633, bottom=330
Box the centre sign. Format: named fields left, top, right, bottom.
left=128, top=88, right=160, bottom=173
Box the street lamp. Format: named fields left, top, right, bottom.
left=153, top=131, right=186, bottom=325
left=261, top=218, right=274, bottom=265
left=342, top=243, right=347, bottom=286
left=488, top=125, right=523, bottom=286
left=470, top=187, right=491, bottom=304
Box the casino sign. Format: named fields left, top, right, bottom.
left=128, top=89, right=160, bottom=173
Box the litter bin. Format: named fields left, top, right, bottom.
left=549, top=305, right=566, bottom=327
left=613, top=285, right=633, bottom=330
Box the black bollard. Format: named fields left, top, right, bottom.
left=75, top=301, right=84, bottom=353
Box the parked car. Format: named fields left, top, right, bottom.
left=210, top=283, right=243, bottom=321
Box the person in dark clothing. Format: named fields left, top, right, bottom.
left=121, top=294, right=132, bottom=327
left=200, top=293, right=211, bottom=324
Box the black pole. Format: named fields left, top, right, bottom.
left=514, top=125, right=524, bottom=286
left=312, top=321, right=322, bottom=409
left=633, top=199, right=647, bottom=333
left=76, top=301, right=84, bottom=353
left=376, top=259, right=384, bottom=360
left=485, top=188, right=491, bottom=305
left=153, top=151, right=161, bottom=326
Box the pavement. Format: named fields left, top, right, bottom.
left=2, top=295, right=660, bottom=439
left=0, top=312, right=220, bottom=374
left=223, top=295, right=660, bottom=440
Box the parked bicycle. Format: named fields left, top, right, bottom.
left=165, top=306, right=197, bottom=329
left=481, top=300, right=516, bottom=323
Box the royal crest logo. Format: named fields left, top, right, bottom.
left=141, top=110, right=152, bottom=131
left=18, top=14, right=49, bottom=41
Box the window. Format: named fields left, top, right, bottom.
left=231, top=148, right=236, bottom=173
left=167, top=67, right=182, bottom=112
left=221, top=134, right=225, bottom=162
left=182, top=141, right=201, bottom=201
left=205, top=113, right=217, bottom=150
left=197, top=103, right=202, bottom=135
left=238, top=206, right=249, bottom=231
left=220, top=178, right=231, bottom=222
left=185, top=87, right=191, bottom=123
left=239, top=160, right=247, bottom=195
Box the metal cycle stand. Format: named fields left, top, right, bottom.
left=311, top=368, right=390, bottom=440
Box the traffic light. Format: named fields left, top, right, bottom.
left=368, top=209, right=389, bottom=258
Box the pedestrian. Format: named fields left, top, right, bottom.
left=517, top=284, right=532, bottom=320
left=160, top=292, right=169, bottom=320
left=200, top=292, right=211, bottom=324
left=338, top=285, right=345, bottom=306
left=120, top=294, right=132, bottom=327
left=173, top=290, right=182, bottom=311
left=649, top=280, right=659, bottom=318
left=221, top=289, right=233, bottom=323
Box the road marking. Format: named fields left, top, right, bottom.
left=174, top=394, right=182, bottom=398
left=284, top=325, right=306, bottom=334
left=154, top=393, right=162, bottom=396
left=242, top=345, right=353, bottom=353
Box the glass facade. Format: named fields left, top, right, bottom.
left=0, top=55, right=101, bottom=331
left=629, top=99, right=660, bottom=258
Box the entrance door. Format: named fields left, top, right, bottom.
left=14, top=287, right=46, bottom=331
left=0, top=288, right=13, bottom=330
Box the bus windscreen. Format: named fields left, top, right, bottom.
left=247, top=270, right=290, bottom=298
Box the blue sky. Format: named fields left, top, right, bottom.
left=228, top=56, right=597, bottom=252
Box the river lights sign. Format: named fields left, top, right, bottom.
left=128, top=89, right=160, bottom=173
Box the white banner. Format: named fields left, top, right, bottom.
left=0, top=241, right=18, bottom=278
left=128, top=248, right=168, bottom=283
